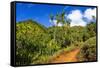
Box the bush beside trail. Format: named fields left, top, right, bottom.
left=78, top=36, right=96, bottom=61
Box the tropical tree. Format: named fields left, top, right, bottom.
left=50, top=14, right=54, bottom=25
left=49, top=14, right=57, bottom=42
left=55, top=13, right=61, bottom=26
left=49, top=10, right=71, bottom=48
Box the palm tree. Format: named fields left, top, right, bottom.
left=60, top=10, right=66, bottom=24
left=49, top=10, right=71, bottom=41
left=60, top=11, right=67, bottom=35
left=55, top=13, right=60, bottom=26
left=49, top=14, right=56, bottom=41
left=50, top=14, right=54, bottom=25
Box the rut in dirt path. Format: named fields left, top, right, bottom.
left=50, top=49, right=80, bottom=63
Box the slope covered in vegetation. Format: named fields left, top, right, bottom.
left=16, top=20, right=60, bottom=65
left=78, top=36, right=96, bottom=61
left=16, top=19, right=96, bottom=65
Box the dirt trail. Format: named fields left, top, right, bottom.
left=50, top=49, right=80, bottom=63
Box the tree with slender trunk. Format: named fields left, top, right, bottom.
left=49, top=14, right=56, bottom=41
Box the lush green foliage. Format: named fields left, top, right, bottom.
left=16, top=20, right=59, bottom=65
left=16, top=19, right=96, bottom=65
left=86, top=22, right=96, bottom=37
left=78, top=37, right=96, bottom=61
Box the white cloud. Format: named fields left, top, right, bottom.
left=49, top=19, right=63, bottom=26
left=49, top=8, right=96, bottom=27
left=67, top=10, right=87, bottom=26
left=84, top=8, right=96, bottom=21
left=53, top=19, right=57, bottom=26
left=70, top=20, right=86, bottom=26
left=58, top=23, right=63, bottom=26
left=49, top=19, right=57, bottom=26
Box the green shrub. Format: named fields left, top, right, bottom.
left=16, top=19, right=96, bottom=65
left=78, top=36, right=96, bottom=61
left=16, top=20, right=61, bottom=65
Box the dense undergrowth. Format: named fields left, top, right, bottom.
left=16, top=19, right=96, bottom=65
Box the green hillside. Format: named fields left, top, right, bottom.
left=16, top=20, right=59, bottom=65
left=16, top=19, right=96, bottom=65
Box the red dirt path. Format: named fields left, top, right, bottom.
left=50, top=49, right=80, bottom=63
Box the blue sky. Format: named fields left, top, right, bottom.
left=16, top=3, right=96, bottom=27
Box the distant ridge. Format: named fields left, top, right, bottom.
left=17, top=19, right=47, bottom=32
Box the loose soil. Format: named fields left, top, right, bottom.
left=50, top=49, right=80, bottom=63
